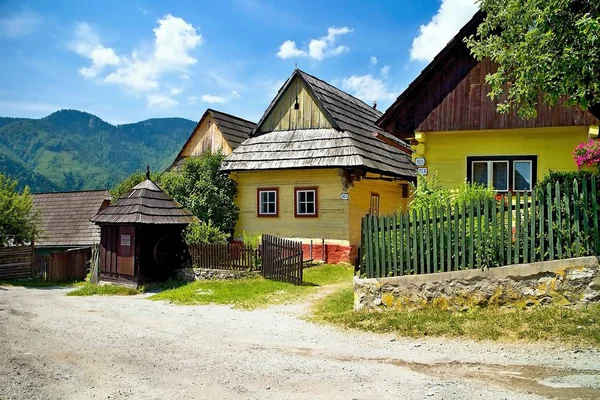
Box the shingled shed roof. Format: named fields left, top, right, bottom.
left=91, top=179, right=195, bottom=225
left=221, top=69, right=415, bottom=179
left=33, top=190, right=111, bottom=248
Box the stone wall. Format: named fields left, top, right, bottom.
left=354, top=257, right=600, bottom=311
left=175, top=267, right=259, bottom=282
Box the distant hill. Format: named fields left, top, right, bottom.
left=0, top=109, right=196, bottom=192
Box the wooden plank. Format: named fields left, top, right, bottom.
left=530, top=190, right=536, bottom=263
left=419, top=209, right=425, bottom=274
left=539, top=190, right=545, bottom=261
left=367, top=216, right=374, bottom=277
left=582, top=178, right=590, bottom=254
left=374, top=216, right=380, bottom=277
left=499, top=196, right=505, bottom=265
left=460, top=201, right=466, bottom=270
left=593, top=176, right=600, bottom=254
left=425, top=208, right=432, bottom=274
left=446, top=203, right=452, bottom=271
left=433, top=207, right=438, bottom=273
left=515, top=192, right=521, bottom=265
left=547, top=183, right=555, bottom=260
left=469, top=200, right=474, bottom=269
left=412, top=209, right=418, bottom=275
left=564, top=184, right=572, bottom=258
left=523, top=192, right=529, bottom=263
left=507, top=192, right=512, bottom=265
left=476, top=200, right=482, bottom=269
left=574, top=179, right=581, bottom=257
left=556, top=183, right=563, bottom=259
left=393, top=213, right=399, bottom=276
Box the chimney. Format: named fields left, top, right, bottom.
left=372, top=101, right=377, bottom=109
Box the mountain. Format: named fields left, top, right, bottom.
left=0, top=109, right=196, bottom=192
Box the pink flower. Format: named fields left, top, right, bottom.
left=573, top=140, right=600, bottom=169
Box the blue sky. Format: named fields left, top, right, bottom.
left=0, top=0, right=478, bottom=124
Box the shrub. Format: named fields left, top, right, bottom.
left=0, top=174, right=40, bottom=246
left=184, top=220, right=228, bottom=245
left=453, top=181, right=497, bottom=207
left=536, top=170, right=600, bottom=194
left=408, top=173, right=451, bottom=214
left=242, top=231, right=261, bottom=248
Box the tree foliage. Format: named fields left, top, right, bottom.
left=160, top=153, right=239, bottom=235
left=0, top=173, right=40, bottom=245
left=184, top=221, right=229, bottom=245
left=466, top=1, right=600, bottom=118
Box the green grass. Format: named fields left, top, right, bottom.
left=0, top=279, right=84, bottom=288
left=310, top=287, right=600, bottom=347
left=66, top=284, right=142, bottom=296
left=149, top=264, right=353, bottom=309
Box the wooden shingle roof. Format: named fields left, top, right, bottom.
left=209, top=109, right=256, bottom=148
left=221, top=69, right=415, bottom=179
left=32, top=190, right=111, bottom=248
left=91, top=180, right=195, bottom=225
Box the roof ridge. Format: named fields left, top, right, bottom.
left=207, top=108, right=256, bottom=125
left=33, top=189, right=110, bottom=195
left=296, top=69, right=383, bottom=116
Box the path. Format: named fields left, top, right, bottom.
left=1, top=285, right=599, bottom=399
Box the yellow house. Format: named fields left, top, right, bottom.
left=169, top=109, right=256, bottom=170
left=221, top=69, right=416, bottom=262
left=378, top=12, right=600, bottom=191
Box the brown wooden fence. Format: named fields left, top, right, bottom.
left=261, top=234, right=303, bottom=285
left=0, top=245, right=34, bottom=280
left=188, top=243, right=256, bottom=270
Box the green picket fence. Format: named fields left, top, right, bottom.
left=359, top=176, right=600, bottom=278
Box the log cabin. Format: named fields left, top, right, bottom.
left=378, top=11, right=600, bottom=192
left=220, top=69, right=416, bottom=263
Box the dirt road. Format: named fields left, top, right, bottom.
left=1, top=285, right=599, bottom=399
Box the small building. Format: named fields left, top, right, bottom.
left=221, top=69, right=416, bottom=262
left=91, top=175, right=195, bottom=285
left=377, top=11, right=600, bottom=191
left=168, top=108, right=256, bottom=170
left=32, top=190, right=111, bottom=280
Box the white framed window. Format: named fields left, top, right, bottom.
left=513, top=160, right=533, bottom=191
left=295, top=187, right=318, bottom=217
left=471, top=160, right=509, bottom=191
left=467, top=156, right=537, bottom=192
left=257, top=189, right=278, bottom=216
left=369, top=193, right=380, bottom=216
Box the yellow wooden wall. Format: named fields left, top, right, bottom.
left=348, top=174, right=410, bottom=245
left=181, top=114, right=233, bottom=157
left=417, top=126, right=589, bottom=188
left=231, top=169, right=410, bottom=246
left=232, top=169, right=349, bottom=243
left=259, top=76, right=332, bottom=132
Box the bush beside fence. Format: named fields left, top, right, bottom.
left=359, top=176, right=600, bottom=278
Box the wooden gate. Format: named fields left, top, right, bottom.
left=0, top=245, right=34, bottom=280
left=261, top=234, right=303, bottom=285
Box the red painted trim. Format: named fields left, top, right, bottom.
left=256, top=187, right=279, bottom=217
left=294, top=186, right=319, bottom=218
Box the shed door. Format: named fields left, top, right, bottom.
left=117, top=226, right=135, bottom=276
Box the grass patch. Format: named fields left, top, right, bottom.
left=311, top=287, right=600, bottom=347
left=67, top=284, right=142, bottom=296
left=149, top=264, right=354, bottom=309
left=0, top=279, right=84, bottom=288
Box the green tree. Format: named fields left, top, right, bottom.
left=466, top=2, right=600, bottom=119
left=0, top=173, right=40, bottom=245
left=160, top=153, right=239, bottom=235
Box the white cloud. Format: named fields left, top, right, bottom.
left=370, top=56, right=377, bottom=66
left=104, top=15, right=202, bottom=92
left=410, top=0, right=478, bottom=62
left=0, top=11, right=42, bottom=38
left=170, top=87, right=183, bottom=95
left=187, top=95, right=199, bottom=105
left=199, top=90, right=240, bottom=104
left=147, top=94, right=178, bottom=108
left=201, top=94, right=227, bottom=104
left=277, top=40, right=307, bottom=59
left=380, top=65, right=390, bottom=78
left=69, top=23, right=121, bottom=78
left=341, top=74, right=396, bottom=104
left=277, top=26, right=352, bottom=61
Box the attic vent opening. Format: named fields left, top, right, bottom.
left=294, top=96, right=300, bottom=110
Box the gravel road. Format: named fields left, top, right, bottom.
left=1, top=285, right=599, bottom=400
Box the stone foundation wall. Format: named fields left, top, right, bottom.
left=354, top=257, right=600, bottom=311
left=175, top=267, right=259, bottom=282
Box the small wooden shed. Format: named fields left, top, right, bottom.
left=91, top=176, right=194, bottom=285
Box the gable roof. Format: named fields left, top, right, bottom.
left=91, top=179, right=195, bottom=225
left=222, top=69, right=415, bottom=179
left=32, top=190, right=110, bottom=248
left=169, top=109, right=256, bottom=171
left=378, top=11, right=599, bottom=134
